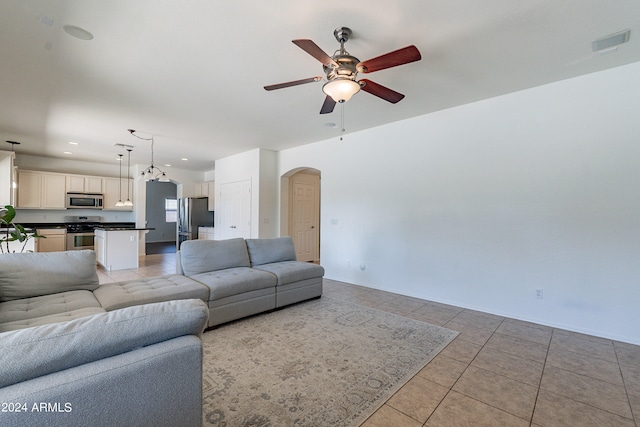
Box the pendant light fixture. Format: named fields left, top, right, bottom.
left=115, top=154, right=125, bottom=207
left=128, top=129, right=170, bottom=182
left=123, top=148, right=134, bottom=207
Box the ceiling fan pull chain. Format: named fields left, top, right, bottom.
left=340, top=102, right=345, bottom=141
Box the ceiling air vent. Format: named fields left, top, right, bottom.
left=592, top=29, right=630, bottom=52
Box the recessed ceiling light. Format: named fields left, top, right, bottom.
left=181, top=158, right=188, bottom=161
left=63, top=24, right=94, bottom=41
left=68, top=141, right=78, bottom=145
left=63, top=151, right=73, bottom=155
left=164, top=164, right=172, bottom=167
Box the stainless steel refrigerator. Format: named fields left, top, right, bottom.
left=177, top=197, right=213, bottom=248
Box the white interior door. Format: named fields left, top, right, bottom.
left=290, top=173, right=319, bottom=262
left=219, top=179, right=251, bottom=239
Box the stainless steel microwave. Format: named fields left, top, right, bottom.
left=66, top=192, right=104, bottom=209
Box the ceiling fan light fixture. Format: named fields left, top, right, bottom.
left=323, top=78, right=360, bottom=103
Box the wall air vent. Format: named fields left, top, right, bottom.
left=592, top=29, right=630, bottom=52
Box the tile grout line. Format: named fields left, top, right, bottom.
left=613, top=342, right=639, bottom=427
left=528, top=326, right=554, bottom=426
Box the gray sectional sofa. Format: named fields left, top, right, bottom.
left=177, top=237, right=324, bottom=326
left=0, top=236, right=324, bottom=426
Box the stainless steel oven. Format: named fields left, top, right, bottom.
left=65, top=215, right=101, bottom=251
left=66, top=232, right=95, bottom=251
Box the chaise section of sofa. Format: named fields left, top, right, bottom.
left=0, top=299, right=209, bottom=427
left=178, top=238, right=278, bottom=327
left=93, top=274, right=210, bottom=311
left=245, top=237, right=324, bottom=307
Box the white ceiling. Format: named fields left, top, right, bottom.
left=1, top=1, right=639, bottom=172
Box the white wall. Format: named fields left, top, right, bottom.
left=278, top=62, right=640, bottom=345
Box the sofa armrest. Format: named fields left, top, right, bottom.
left=0, top=299, right=209, bottom=388
left=0, top=335, right=203, bottom=427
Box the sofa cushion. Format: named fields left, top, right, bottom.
left=190, top=267, right=277, bottom=300
left=0, top=290, right=102, bottom=325
left=245, top=237, right=297, bottom=266
left=180, top=238, right=250, bottom=276
left=0, top=250, right=99, bottom=302
left=253, top=261, right=325, bottom=286
left=0, top=299, right=209, bottom=388
left=0, top=307, right=106, bottom=332
left=94, top=275, right=210, bottom=311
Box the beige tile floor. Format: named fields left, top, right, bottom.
left=101, top=253, right=640, bottom=427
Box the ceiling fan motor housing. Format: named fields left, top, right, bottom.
left=324, top=55, right=360, bottom=81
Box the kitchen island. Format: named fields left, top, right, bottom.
left=94, top=227, right=153, bottom=271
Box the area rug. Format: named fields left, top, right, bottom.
left=201, top=296, right=458, bottom=426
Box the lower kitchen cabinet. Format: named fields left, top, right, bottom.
left=94, top=229, right=139, bottom=270
left=35, top=228, right=67, bottom=252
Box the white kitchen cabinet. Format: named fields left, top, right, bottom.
left=94, top=231, right=105, bottom=266
left=194, top=181, right=215, bottom=211
left=194, top=182, right=208, bottom=198
left=66, top=175, right=103, bottom=193
left=0, top=234, right=35, bottom=253
left=103, top=178, right=133, bottom=210
left=16, top=170, right=41, bottom=208
left=16, top=170, right=66, bottom=209
left=94, top=228, right=139, bottom=270
left=0, top=151, right=15, bottom=206
left=35, top=228, right=67, bottom=252
left=207, top=181, right=215, bottom=211
left=198, top=226, right=215, bottom=240
left=42, top=173, right=66, bottom=208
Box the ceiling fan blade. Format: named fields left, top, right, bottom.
left=359, top=79, right=405, bottom=104
left=357, top=45, right=421, bottom=73
left=319, top=95, right=336, bottom=114
left=264, top=76, right=322, bottom=91
left=292, top=39, right=338, bottom=67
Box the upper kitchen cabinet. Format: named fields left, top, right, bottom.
left=0, top=151, right=15, bottom=206
left=66, top=175, right=103, bottom=193
left=103, top=178, right=133, bottom=210
left=16, top=170, right=66, bottom=209
left=194, top=181, right=215, bottom=211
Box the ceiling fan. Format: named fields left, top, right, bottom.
left=264, top=27, right=421, bottom=114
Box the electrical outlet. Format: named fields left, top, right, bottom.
left=535, top=289, right=544, bottom=299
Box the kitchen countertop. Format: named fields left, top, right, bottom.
left=94, top=227, right=155, bottom=231
left=15, top=222, right=137, bottom=229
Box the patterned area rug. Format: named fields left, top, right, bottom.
left=201, top=296, right=458, bottom=426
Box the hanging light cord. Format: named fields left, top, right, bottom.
left=128, top=129, right=167, bottom=180
left=340, top=101, right=345, bottom=141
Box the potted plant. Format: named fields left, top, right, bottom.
left=0, top=205, right=44, bottom=253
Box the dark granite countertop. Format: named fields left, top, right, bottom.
left=94, top=227, right=155, bottom=231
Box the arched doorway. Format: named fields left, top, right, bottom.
left=281, top=168, right=321, bottom=263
